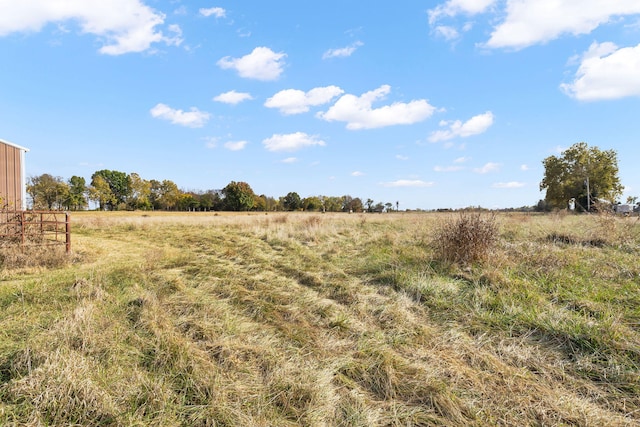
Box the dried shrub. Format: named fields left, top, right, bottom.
left=433, top=212, right=499, bottom=265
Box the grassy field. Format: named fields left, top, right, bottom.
left=0, top=211, right=638, bottom=426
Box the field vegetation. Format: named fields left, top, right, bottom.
left=0, top=211, right=639, bottom=426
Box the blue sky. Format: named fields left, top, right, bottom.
left=1, top=0, right=639, bottom=210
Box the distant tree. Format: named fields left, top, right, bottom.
left=540, top=142, right=623, bottom=211
left=198, top=190, right=222, bottom=211
left=128, top=173, right=151, bottom=210
left=283, top=191, right=302, bottom=211
left=27, top=174, right=68, bottom=210
left=177, top=192, right=200, bottom=211
left=373, top=202, right=385, bottom=213
left=222, top=181, right=255, bottom=211
left=89, top=175, right=115, bottom=210
left=302, top=196, right=323, bottom=211
left=253, top=194, right=267, bottom=211
left=627, top=196, right=638, bottom=205
left=349, top=197, right=364, bottom=213
left=264, top=195, right=280, bottom=211
left=159, top=180, right=181, bottom=210
left=323, top=196, right=342, bottom=212
left=67, top=175, right=87, bottom=210
left=385, top=202, right=393, bottom=212
left=365, top=198, right=374, bottom=212
left=91, top=170, right=131, bottom=210
left=534, top=199, right=551, bottom=212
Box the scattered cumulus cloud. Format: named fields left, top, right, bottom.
left=224, top=140, right=247, bottom=151
left=150, top=103, right=210, bottom=128
left=429, top=1, right=640, bottom=51
left=0, top=0, right=174, bottom=55
left=381, top=180, right=435, bottom=188
left=484, top=1, right=640, bottom=50
left=317, top=85, right=436, bottom=130
left=493, top=181, right=526, bottom=188
left=429, top=111, right=494, bottom=142
left=561, top=42, right=640, bottom=100
left=213, top=90, right=253, bottom=104
left=351, top=171, right=365, bottom=177
left=262, top=132, right=326, bottom=152
left=281, top=157, right=298, bottom=163
left=322, top=41, right=363, bottom=59
left=434, top=25, right=460, bottom=41
left=520, top=164, right=529, bottom=171
left=396, top=155, right=409, bottom=161
left=473, top=162, right=500, bottom=174
left=217, top=47, right=286, bottom=81
left=454, top=156, right=470, bottom=163
left=199, top=7, right=226, bottom=18
left=428, top=0, right=496, bottom=25
left=265, top=86, right=344, bottom=115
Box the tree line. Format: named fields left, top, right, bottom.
left=26, top=170, right=399, bottom=213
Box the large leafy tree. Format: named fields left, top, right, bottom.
left=89, top=175, right=115, bottom=210
left=128, top=172, right=152, bottom=210
left=222, top=181, right=255, bottom=211
left=282, top=191, right=302, bottom=211
left=91, top=170, right=131, bottom=210
left=540, top=142, right=623, bottom=211
left=67, top=175, right=87, bottom=210
left=27, top=174, right=69, bottom=210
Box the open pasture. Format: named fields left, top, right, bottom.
left=0, top=211, right=639, bottom=426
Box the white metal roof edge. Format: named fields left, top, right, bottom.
left=0, top=138, right=30, bottom=152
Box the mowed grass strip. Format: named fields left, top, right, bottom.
left=0, top=211, right=638, bottom=426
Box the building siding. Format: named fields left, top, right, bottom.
left=0, top=140, right=28, bottom=210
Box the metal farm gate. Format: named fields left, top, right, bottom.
left=0, top=211, right=70, bottom=253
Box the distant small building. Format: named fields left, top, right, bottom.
left=0, top=139, right=29, bottom=210
left=613, top=204, right=632, bottom=215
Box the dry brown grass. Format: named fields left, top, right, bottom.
left=0, top=211, right=638, bottom=426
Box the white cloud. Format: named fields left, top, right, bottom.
left=454, top=156, right=470, bottom=163
left=473, top=162, right=500, bottom=174
left=434, top=25, right=460, bottom=41
left=224, top=140, right=247, bottom=151
left=428, top=0, right=496, bottom=24
left=0, top=0, right=175, bottom=55
left=322, top=41, right=363, bottom=59
left=396, top=155, right=409, bottom=161
left=561, top=42, right=640, bottom=100
left=203, top=137, right=218, bottom=149
left=434, top=165, right=464, bottom=172
left=217, top=47, right=286, bottom=81
left=381, top=180, right=435, bottom=188
left=351, top=171, right=365, bottom=177
left=150, top=103, right=210, bottom=128
left=265, top=86, right=344, bottom=115
left=281, top=157, right=298, bottom=163
left=520, top=164, right=529, bottom=171
left=262, top=132, right=326, bottom=152
left=199, top=7, right=226, bottom=18
left=485, top=1, right=640, bottom=50
left=429, top=111, right=494, bottom=142
left=493, top=181, right=526, bottom=188
left=317, top=85, right=436, bottom=130
left=213, top=90, right=253, bottom=105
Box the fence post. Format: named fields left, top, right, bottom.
left=20, top=211, right=25, bottom=250
left=65, top=212, right=71, bottom=254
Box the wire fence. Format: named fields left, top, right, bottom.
left=0, top=211, right=70, bottom=253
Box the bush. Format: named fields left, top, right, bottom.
left=433, top=212, right=499, bottom=265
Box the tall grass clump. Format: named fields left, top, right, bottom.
left=432, top=211, right=499, bottom=266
